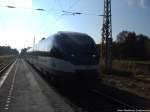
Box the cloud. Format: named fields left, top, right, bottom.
left=127, top=0, right=146, bottom=8
left=127, top=0, right=134, bottom=6
left=139, top=0, right=145, bottom=8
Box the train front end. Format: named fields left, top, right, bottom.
left=56, top=32, right=100, bottom=80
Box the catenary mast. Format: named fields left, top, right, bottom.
left=101, top=0, right=112, bottom=72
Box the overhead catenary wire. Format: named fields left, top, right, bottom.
left=2, top=1, right=101, bottom=17
left=2, top=0, right=101, bottom=39
left=33, top=0, right=102, bottom=43
left=37, top=0, right=82, bottom=38
left=61, top=10, right=102, bottom=16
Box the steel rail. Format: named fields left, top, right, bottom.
left=91, top=89, right=138, bottom=110
left=0, top=61, right=14, bottom=74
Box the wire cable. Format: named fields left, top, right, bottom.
left=37, top=0, right=82, bottom=38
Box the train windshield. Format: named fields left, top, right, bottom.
left=58, top=33, right=97, bottom=54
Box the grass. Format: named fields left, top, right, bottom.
left=100, top=59, right=150, bottom=82
left=101, top=60, right=150, bottom=99
left=111, top=60, right=150, bottom=75
left=0, top=55, right=16, bottom=65
left=113, top=60, right=150, bottom=66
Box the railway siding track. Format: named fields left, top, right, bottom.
left=0, top=60, right=15, bottom=75
left=15, top=60, right=150, bottom=112
left=90, top=89, right=137, bottom=110
left=49, top=77, right=150, bottom=112
left=0, top=60, right=16, bottom=89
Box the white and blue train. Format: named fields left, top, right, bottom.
left=26, top=31, right=100, bottom=81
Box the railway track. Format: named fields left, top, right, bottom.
left=47, top=80, right=137, bottom=112
left=49, top=77, right=150, bottom=112
left=0, top=62, right=13, bottom=75
left=90, top=89, right=137, bottom=111
left=27, top=61, right=150, bottom=112
left=0, top=61, right=15, bottom=89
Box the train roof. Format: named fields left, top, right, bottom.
left=27, top=31, right=95, bottom=52
left=58, top=31, right=90, bottom=36
left=58, top=31, right=94, bottom=39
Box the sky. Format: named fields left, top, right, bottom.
left=0, top=0, right=150, bottom=51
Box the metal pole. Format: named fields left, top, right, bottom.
left=102, top=0, right=112, bottom=72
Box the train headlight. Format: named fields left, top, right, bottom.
left=71, top=54, right=75, bottom=57
left=92, top=54, right=96, bottom=58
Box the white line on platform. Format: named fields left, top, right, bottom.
left=3, top=60, right=18, bottom=110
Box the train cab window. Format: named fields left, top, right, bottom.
left=57, top=33, right=97, bottom=54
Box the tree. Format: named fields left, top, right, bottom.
left=113, top=31, right=150, bottom=60
left=0, top=46, right=19, bottom=55
left=116, top=31, right=129, bottom=43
